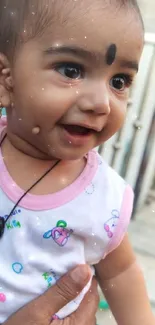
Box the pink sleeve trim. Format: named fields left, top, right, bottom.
left=104, top=185, right=134, bottom=257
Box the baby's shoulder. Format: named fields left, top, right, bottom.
left=92, top=151, right=128, bottom=196
left=86, top=150, right=134, bottom=224
left=84, top=151, right=134, bottom=262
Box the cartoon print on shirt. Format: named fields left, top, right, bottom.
left=98, top=156, right=103, bottom=166
left=85, top=182, right=95, bottom=195
left=42, top=270, right=59, bottom=288
left=0, top=209, right=22, bottom=231
left=104, top=210, right=120, bottom=238
left=0, top=292, right=6, bottom=303
left=6, top=220, right=21, bottom=230
left=43, top=220, right=73, bottom=247
left=2, top=209, right=21, bottom=222
left=12, top=263, right=24, bottom=274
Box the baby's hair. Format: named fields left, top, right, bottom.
left=120, top=0, right=144, bottom=25
left=0, top=0, right=143, bottom=61
left=0, top=0, right=56, bottom=60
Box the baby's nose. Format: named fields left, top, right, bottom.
left=78, top=80, right=110, bottom=115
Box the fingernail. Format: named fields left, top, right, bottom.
left=71, top=265, right=91, bottom=284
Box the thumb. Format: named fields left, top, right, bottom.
left=43, top=265, right=91, bottom=318
left=4, top=266, right=91, bottom=325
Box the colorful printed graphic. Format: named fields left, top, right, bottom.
left=2, top=209, right=21, bottom=222
left=6, top=220, right=21, bottom=230
left=98, top=156, right=103, bottom=165
left=0, top=293, right=6, bottom=303
left=12, top=262, right=23, bottom=274
left=42, top=270, right=59, bottom=288
left=43, top=220, right=73, bottom=247
left=85, top=183, right=95, bottom=195
left=104, top=210, right=120, bottom=238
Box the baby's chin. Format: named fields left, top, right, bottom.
left=46, top=146, right=89, bottom=161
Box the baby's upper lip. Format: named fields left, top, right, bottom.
left=61, top=123, right=102, bottom=132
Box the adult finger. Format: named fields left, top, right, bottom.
left=70, top=277, right=99, bottom=325
left=32, top=264, right=91, bottom=323
left=45, top=265, right=91, bottom=314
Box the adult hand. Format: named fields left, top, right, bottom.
left=4, top=265, right=99, bottom=325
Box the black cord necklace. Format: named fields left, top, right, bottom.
left=0, top=134, right=60, bottom=238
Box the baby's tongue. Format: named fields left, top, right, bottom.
left=64, top=125, right=90, bottom=135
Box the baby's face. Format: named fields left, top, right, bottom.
left=8, top=1, right=144, bottom=160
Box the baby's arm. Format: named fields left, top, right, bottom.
left=95, top=234, right=155, bottom=325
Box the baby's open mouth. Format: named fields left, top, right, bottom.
left=62, top=125, right=94, bottom=136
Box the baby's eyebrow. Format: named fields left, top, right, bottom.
left=44, top=45, right=101, bottom=61
left=44, top=45, right=139, bottom=72
left=119, top=60, right=139, bottom=72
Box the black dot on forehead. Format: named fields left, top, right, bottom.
left=106, top=44, right=117, bottom=66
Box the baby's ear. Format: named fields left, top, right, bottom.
left=0, top=53, right=13, bottom=108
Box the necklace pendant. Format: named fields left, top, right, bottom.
left=0, top=217, right=5, bottom=238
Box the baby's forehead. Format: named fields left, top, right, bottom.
left=24, top=0, right=141, bottom=40
left=36, top=3, right=143, bottom=65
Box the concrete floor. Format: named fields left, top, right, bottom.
left=97, top=201, right=155, bottom=324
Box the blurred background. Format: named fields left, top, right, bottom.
left=139, top=0, right=155, bottom=33
left=97, top=0, right=155, bottom=323
left=1, top=1, right=154, bottom=323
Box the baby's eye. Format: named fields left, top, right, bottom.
left=55, top=63, right=84, bottom=80
left=110, top=74, right=133, bottom=91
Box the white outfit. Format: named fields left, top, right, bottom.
left=0, top=119, right=133, bottom=323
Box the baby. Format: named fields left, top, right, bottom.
left=0, top=0, right=154, bottom=324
